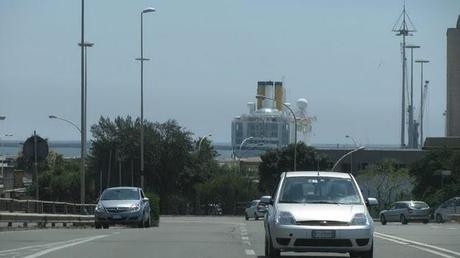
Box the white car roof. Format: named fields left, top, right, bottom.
left=284, top=171, right=351, bottom=179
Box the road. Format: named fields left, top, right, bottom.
left=0, top=216, right=459, bottom=258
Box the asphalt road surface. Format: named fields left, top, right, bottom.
left=0, top=216, right=459, bottom=258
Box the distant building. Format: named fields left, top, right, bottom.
left=231, top=81, right=314, bottom=157
left=446, top=15, right=460, bottom=136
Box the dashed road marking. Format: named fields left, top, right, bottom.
left=245, top=249, right=256, bottom=255
left=447, top=227, right=457, bottom=230
left=241, top=236, right=249, bottom=240
left=243, top=240, right=251, bottom=246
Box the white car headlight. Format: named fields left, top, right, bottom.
left=130, top=203, right=141, bottom=211
left=351, top=213, right=369, bottom=225
left=277, top=211, right=296, bottom=225
left=95, top=203, right=105, bottom=212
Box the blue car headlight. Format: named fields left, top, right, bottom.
left=95, top=203, right=105, bottom=213
left=130, top=203, right=141, bottom=211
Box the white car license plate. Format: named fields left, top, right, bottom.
left=112, top=215, right=122, bottom=219
left=311, top=230, right=336, bottom=239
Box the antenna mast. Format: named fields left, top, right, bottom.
left=393, top=4, right=416, bottom=148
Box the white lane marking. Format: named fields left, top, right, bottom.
left=0, top=252, right=19, bottom=256
left=161, top=219, right=245, bottom=226
left=375, top=235, right=409, bottom=245
left=23, top=235, right=109, bottom=258
left=411, top=245, right=455, bottom=258
left=241, top=231, right=248, bottom=236
left=0, top=240, right=76, bottom=254
left=447, top=227, right=457, bottom=230
left=245, top=249, right=255, bottom=255
left=375, top=232, right=460, bottom=257
left=241, top=236, right=249, bottom=240
left=243, top=240, right=251, bottom=246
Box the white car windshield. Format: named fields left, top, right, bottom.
left=279, top=176, right=362, bottom=205
left=100, top=189, right=140, bottom=201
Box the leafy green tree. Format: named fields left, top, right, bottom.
left=258, top=143, right=330, bottom=194
left=409, top=149, right=460, bottom=207
left=194, top=165, right=259, bottom=215
left=89, top=116, right=217, bottom=213
left=355, top=159, right=413, bottom=210
left=24, top=151, right=81, bottom=202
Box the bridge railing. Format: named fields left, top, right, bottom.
left=0, top=198, right=95, bottom=215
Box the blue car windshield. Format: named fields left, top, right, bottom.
left=101, top=189, right=139, bottom=200
left=279, top=177, right=362, bottom=205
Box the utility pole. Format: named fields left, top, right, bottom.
left=406, top=45, right=420, bottom=148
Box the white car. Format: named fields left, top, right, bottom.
left=263, top=171, right=378, bottom=258
left=434, top=197, right=460, bottom=223
left=245, top=199, right=265, bottom=220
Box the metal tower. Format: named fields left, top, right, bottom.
left=393, top=4, right=416, bottom=148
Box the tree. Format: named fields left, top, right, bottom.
left=89, top=116, right=217, bottom=213
left=258, top=143, right=330, bottom=194
left=409, top=149, right=460, bottom=207
left=355, top=159, right=413, bottom=210
left=23, top=151, right=81, bottom=202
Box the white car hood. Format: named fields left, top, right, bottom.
left=276, top=203, right=366, bottom=222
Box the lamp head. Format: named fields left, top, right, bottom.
left=142, top=7, right=156, bottom=14
left=256, top=95, right=266, bottom=99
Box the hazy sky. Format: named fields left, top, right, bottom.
left=0, top=0, right=459, bottom=145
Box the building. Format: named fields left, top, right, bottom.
left=446, top=15, right=460, bottom=136
left=231, top=81, right=315, bottom=158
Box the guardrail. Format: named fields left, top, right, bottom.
left=0, top=198, right=96, bottom=215
left=0, top=212, right=94, bottom=228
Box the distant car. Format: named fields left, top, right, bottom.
left=257, top=195, right=272, bottom=215
left=434, top=197, right=460, bottom=223
left=264, top=171, right=377, bottom=258
left=94, top=187, right=151, bottom=229
left=379, top=201, right=430, bottom=225
left=207, top=203, right=223, bottom=215
left=245, top=199, right=265, bottom=220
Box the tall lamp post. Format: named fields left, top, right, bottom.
left=415, top=59, right=429, bottom=147
left=198, top=134, right=212, bottom=151
left=345, top=135, right=358, bottom=173
left=49, top=114, right=84, bottom=202
left=238, top=136, right=253, bottom=174
left=405, top=44, right=420, bottom=148
left=0, top=116, right=6, bottom=178
left=1, top=133, right=13, bottom=177
left=49, top=115, right=81, bottom=133
left=256, top=95, right=297, bottom=171
left=332, top=146, right=365, bottom=172
left=136, top=7, right=155, bottom=189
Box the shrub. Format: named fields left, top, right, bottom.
left=145, top=192, right=160, bottom=226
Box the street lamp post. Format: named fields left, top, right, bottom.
left=256, top=95, right=297, bottom=171
left=198, top=134, right=212, bottom=151
left=239, top=136, right=254, bottom=200
left=332, top=146, right=365, bottom=172
left=405, top=44, right=420, bottom=148
left=415, top=60, right=429, bottom=147
left=0, top=133, right=13, bottom=177
left=345, top=135, right=358, bottom=173
left=49, top=115, right=81, bottom=133
left=136, top=7, right=155, bottom=189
